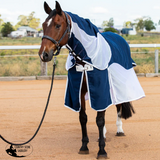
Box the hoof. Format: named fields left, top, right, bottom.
left=97, top=153, right=108, bottom=159
left=116, top=132, right=125, bottom=136
left=78, top=150, right=89, bottom=154
left=79, top=145, right=89, bottom=154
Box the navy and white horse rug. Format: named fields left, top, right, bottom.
left=64, top=11, right=145, bottom=112
left=39, top=1, right=145, bottom=159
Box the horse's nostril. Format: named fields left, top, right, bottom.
left=41, top=50, right=53, bottom=62
left=43, top=52, right=48, bottom=60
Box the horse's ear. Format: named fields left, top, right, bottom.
left=44, top=1, right=52, bottom=14
left=55, top=1, right=62, bottom=15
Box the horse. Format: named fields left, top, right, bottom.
left=39, top=1, right=145, bottom=159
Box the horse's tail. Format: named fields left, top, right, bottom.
left=121, top=102, right=135, bottom=119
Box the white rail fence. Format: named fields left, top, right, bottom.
left=0, top=44, right=159, bottom=75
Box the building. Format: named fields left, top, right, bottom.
left=17, top=26, right=38, bottom=37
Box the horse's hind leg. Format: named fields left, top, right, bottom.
left=96, top=111, right=107, bottom=159
left=116, top=102, right=135, bottom=136
left=116, top=104, right=125, bottom=136
left=78, top=75, right=89, bottom=154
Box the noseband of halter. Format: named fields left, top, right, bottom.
left=42, top=12, right=70, bottom=56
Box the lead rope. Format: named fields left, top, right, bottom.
left=0, top=57, right=57, bottom=146
left=66, top=44, right=94, bottom=67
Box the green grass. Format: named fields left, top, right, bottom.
left=0, top=54, right=68, bottom=76
left=122, top=34, right=160, bottom=44
left=0, top=56, right=40, bottom=76
left=0, top=49, right=39, bottom=56
left=0, top=48, right=69, bottom=76
left=0, top=37, right=41, bottom=45
left=0, top=50, right=159, bottom=76
left=131, top=53, right=158, bottom=73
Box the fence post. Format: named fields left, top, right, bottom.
left=40, top=60, right=47, bottom=76
left=155, top=49, right=159, bottom=73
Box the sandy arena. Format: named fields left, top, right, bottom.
left=0, top=77, right=160, bottom=160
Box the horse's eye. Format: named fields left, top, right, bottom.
left=55, top=24, right=61, bottom=29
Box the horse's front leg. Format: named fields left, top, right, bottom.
left=96, top=111, right=107, bottom=159
left=78, top=75, right=89, bottom=154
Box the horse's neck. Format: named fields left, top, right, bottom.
left=62, top=11, right=72, bottom=46
left=65, top=12, right=72, bottom=31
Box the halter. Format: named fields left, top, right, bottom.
left=42, top=12, right=70, bottom=56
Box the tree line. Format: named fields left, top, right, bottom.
left=0, top=12, right=40, bottom=37
left=102, top=17, right=160, bottom=33
left=0, top=12, right=160, bottom=37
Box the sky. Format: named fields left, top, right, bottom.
left=0, top=0, right=160, bottom=28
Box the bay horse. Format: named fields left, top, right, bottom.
left=39, top=1, right=145, bottom=159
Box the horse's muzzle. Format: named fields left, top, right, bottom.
left=40, top=50, right=54, bottom=62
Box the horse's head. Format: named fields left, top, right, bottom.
left=39, top=1, right=70, bottom=62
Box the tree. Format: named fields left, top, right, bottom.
left=134, top=16, right=149, bottom=31
left=135, top=18, right=145, bottom=31
left=134, top=16, right=155, bottom=31
left=102, top=18, right=114, bottom=28
left=123, top=21, right=134, bottom=28
left=102, top=20, right=108, bottom=28
left=144, top=18, right=155, bottom=31
left=17, top=15, right=28, bottom=26
left=0, top=14, right=4, bottom=32
left=16, top=12, right=40, bottom=29
left=28, top=12, right=40, bottom=29
left=108, top=18, right=114, bottom=27
left=103, top=27, right=119, bottom=33
left=14, top=24, right=21, bottom=30
left=102, top=18, right=116, bottom=33
left=1, top=22, right=14, bottom=37
left=0, top=14, right=3, bottom=26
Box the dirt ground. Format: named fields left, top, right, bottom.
left=0, top=77, right=160, bottom=160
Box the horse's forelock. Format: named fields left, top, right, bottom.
left=46, top=9, right=57, bottom=21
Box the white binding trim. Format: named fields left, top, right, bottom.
left=64, top=71, right=84, bottom=112
left=79, top=71, right=84, bottom=111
